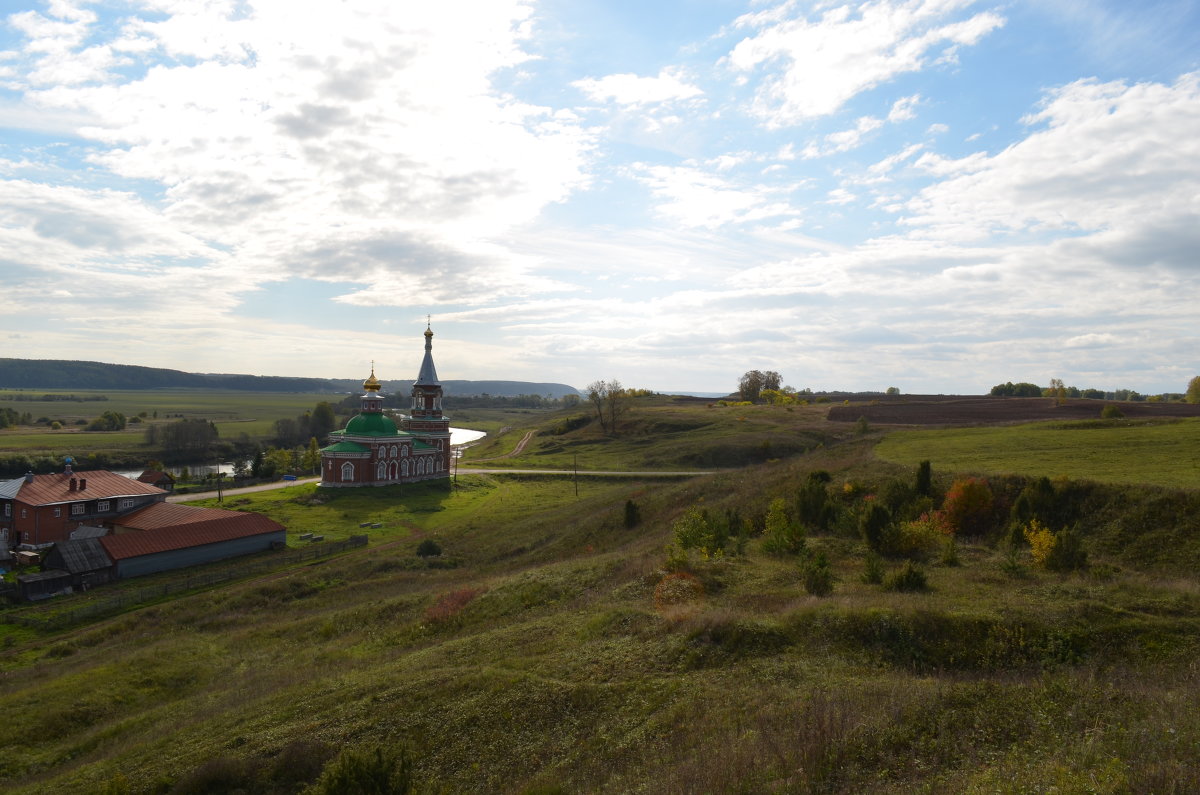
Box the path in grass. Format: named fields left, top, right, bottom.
left=876, top=417, right=1200, bottom=488
left=469, top=429, right=536, bottom=461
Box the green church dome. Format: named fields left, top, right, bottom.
left=344, top=412, right=398, bottom=436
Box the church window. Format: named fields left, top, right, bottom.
left=376, top=461, right=386, bottom=479
left=402, top=446, right=409, bottom=456
left=401, top=460, right=409, bottom=477
left=341, top=462, right=354, bottom=481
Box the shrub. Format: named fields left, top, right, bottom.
left=940, top=477, right=994, bottom=536
left=858, top=502, right=891, bottom=553
left=1100, top=403, right=1124, bottom=419
left=673, top=507, right=717, bottom=553
left=1023, top=520, right=1055, bottom=567
left=654, top=571, right=704, bottom=613
left=313, top=745, right=414, bottom=795
left=1046, top=528, right=1088, bottom=572
left=885, top=561, right=929, bottom=592
left=915, top=459, right=932, bottom=496
left=796, top=476, right=835, bottom=532
left=415, top=538, right=442, bottom=557
left=762, top=497, right=805, bottom=556
left=801, top=551, right=835, bottom=596
left=861, top=551, right=884, bottom=584
left=1023, top=520, right=1087, bottom=572
left=892, top=513, right=944, bottom=560
left=623, top=499, right=641, bottom=528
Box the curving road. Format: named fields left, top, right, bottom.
left=169, top=466, right=711, bottom=502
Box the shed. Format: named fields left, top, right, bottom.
left=100, top=513, right=286, bottom=578
left=17, top=570, right=73, bottom=601
left=43, top=538, right=114, bottom=588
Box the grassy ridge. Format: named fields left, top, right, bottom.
left=875, top=417, right=1200, bottom=489
left=3, top=402, right=1200, bottom=791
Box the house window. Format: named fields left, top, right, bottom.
left=71, top=504, right=85, bottom=516
left=3, top=504, right=9, bottom=517
left=97, top=500, right=110, bottom=512
left=53, top=507, right=61, bottom=517
left=119, top=499, right=134, bottom=510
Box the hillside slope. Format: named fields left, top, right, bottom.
left=2, top=403, right=1199, bottom=792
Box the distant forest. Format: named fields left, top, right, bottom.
left=0, top=358, right=580, bottom=398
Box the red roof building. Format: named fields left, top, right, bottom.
left=1, top=468, right=167, bottom=549
left=100, top=504, right=285, bottom=578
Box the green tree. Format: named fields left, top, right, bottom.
left=311, top=401, right=337, bottom=438
left=1186, top=376, right=1200, bottom=404
left=302, top=437, right=321, bottom=473
left=623, top=499, right=641, bottom=529
left=915, top=459, right=932, bottom=497
left=738, top=370, right=782, bottom=403
left=762, top=497, right=805, bottom=555
left=672, top=507, right=715, bottom=552
left=859, top=502, right=891, bottom=553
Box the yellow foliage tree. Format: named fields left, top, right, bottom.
left=1023, top=520, right=1055, bottom=567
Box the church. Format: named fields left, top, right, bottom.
left=319, top=325, right=452, bottom=487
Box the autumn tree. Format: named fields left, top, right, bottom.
left=738, top=370, right=782, bottom=403
left=1049, top=378, right=1066, bottom=406
left=586, top=379, right=629, bottom=435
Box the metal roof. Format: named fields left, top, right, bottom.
left=0, top=478, right=22, bottom=499
left=101, top=514, right=285, bottom=560
left=116, top=502, right=259, bottom=531
left=414, top=326, right=440, bottom=386
left=321, top=441, right=371, bottom=453
left=13, top=470, right=165, bottom=506
left=48, top=538, right=112, bottom=573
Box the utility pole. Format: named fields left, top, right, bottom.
left=574, top=453, right=579, bottom=498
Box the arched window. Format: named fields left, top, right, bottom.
left=376, top=461, right=386, bottom=479
left=401, top=460, right=409, bottom=477
left=390, top=445, right=399, bottom=458
left=341, top=462, right=354, bottom=481
left=402, top=446, right=409, bottom=457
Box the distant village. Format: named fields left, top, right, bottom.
left=0, top=327, right=455, bottom=602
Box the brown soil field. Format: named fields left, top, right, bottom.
left=826, top=396, right=1200, bottom=426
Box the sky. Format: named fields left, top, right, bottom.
left=1, top=0, right=1198, bottom=395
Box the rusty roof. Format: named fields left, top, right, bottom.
left=100, top=513, right=285, bottom=560
left=116, top=502, right=251, bottom=530
left=137, top=470, right=174, bottom=483
left=15, top=470, right=165, bottom=506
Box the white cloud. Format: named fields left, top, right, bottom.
left=888, top=93, right=921, bottom=122
left=631, top=163, right=800, bottom=229
left=573, top=67, right=702, bottom=105
left=3, top=0, right=594, bottom=304
left=725, top=0, right=1004, bottom=125
left=902, top=73, right=1200, bottom=255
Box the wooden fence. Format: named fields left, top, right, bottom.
left=2, top=535, right=368, bottom=631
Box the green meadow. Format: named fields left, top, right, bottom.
left=2, top=397, right=1200, bottom=792
left=876, top=416, right=1200, bottom=489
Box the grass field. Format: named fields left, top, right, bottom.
left=4, top=400, right=1200, bottom=792
left=875, top=416, right=1200, bottom=489
left=462, top=396, right=839, bottom=471
left=3, top=452, right=1200, bottom=792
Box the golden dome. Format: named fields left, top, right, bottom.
left=363, top=363, right=382, bottom=393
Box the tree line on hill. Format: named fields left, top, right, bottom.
left=991, top=381, right=1190, bottom=402
left=0, top=358, right=339, bottom=392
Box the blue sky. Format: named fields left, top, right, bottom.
left=1, top=0, right=1198, bottom=394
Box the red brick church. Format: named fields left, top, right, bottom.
left=319, top=325, right=452, bottom=487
